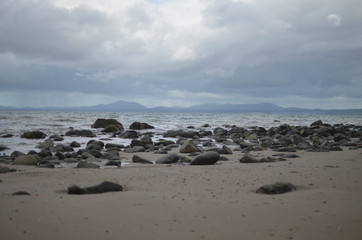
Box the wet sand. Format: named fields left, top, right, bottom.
left=1, top=148, right=362, bottom=240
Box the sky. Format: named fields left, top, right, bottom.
left=0, top=0, right=361, bottom=109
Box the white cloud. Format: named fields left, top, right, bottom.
left=327, top=14, right=342, bottom=26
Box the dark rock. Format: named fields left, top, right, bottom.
left=105, top=143, right=124, bottom=149
left=1, top=133, right=13, bottom=138
left=53, top=144, right=74, bottom=152
left=274, top=153, right=300, bottom=158
left=180, top=140, right=200, bottom=153
left=273, top=146, right=297, bottom=152
left=55, top=152, right=66, bottom=160
left=102, top=125, right=122, bottom=133
left=259, top=157, right=286, bottom=162
left=207, top=145, right=232, bottom=154
left=201, top=123, right=211, bottom=127
left=120, top=130, right=138, bottom=139
left=105, top=160, right=122, bottom=166
left=103, top=150, right=120, bottom=160
left=0, top=166, right=16, bottom=174
left=155, top=153, right=180, bottom=164
left=49, top=134, right=64, bottom=141
left=129, top=122, right=155, bottom=130
left=68, top=181, right=123, bottom=194
left=256, top=182, right=296, bottom=194
left=0, top=144, right=10, bottom=151
left=70, top=141, right=81, bottom=148
left=12, top=191, right=31, bottom=196
left=63, top=158, right=78, bottom=163
left=130, top=139, right=147, bottom=148
left=91, top=118, right=124, bottom=132
left=65, top=129, right=95, bottom=137
left=76, top=161, right=100, bottom=168
left=311, top=120, right=324, bottom=126
left=86, top=143, right=102, bottom=151
left=13, top=155, right=38, bottom=165
left=21, top=131, right=47, bottom=139
left=37, top=163, right=55, bottom=168
left=190, top=151, right=220, bottom=165
left=163, top=130, right=200, bottom=138
left=83, top=149, right=102, bottom=158
left=154, top=140, right=176, bottom=146
left=132, top=155, right=153, bottom=164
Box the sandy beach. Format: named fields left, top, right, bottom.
left=1, top=148, right=362, bottom=240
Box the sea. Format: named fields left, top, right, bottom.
left=1, top=110, right=362, bottom=156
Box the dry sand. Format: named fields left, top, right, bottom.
left=1, top=148, right=362, bottom=240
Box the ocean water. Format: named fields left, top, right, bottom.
left=1, top=110, right=362, bottom=156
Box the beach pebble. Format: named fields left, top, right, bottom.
left=256, top=182, right=296, bottom=194
left=12, top=191, right=31, bottom=196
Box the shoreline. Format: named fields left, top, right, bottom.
left=1, top=118, right=362, bottom=239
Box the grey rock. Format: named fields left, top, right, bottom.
left=70, top=141, right=81, bottom=148
left=13, top=155, right=38, bottom=165
left=156, top=153, right=180, bottom=164
left=180, top=140, right=200, bottom=153
left=36, top=139, right=54, bottom=149
left=0, top=144, right=10, bottom=151
left=124, top=146, right=145, bottom=153
left=10, top=151, right=26, bottom=159
left=12, top=191, right=31, bottom=196
left=68, top=181, right=123, bottom=194
left=256, top=182, right=296, bottom=194
left=105, top=143, right=124, bottom=149
left=76, top=161, right=100, bottom=168
left=240, top=154, right=261, bottom=163
left=190, top=151, right=220, bottom=165
left=120, top=130, right=138, bottom=139
left=105, top=160, right=122, bottom=166
left=53, top=144, right=74, bottom=152
left=132, top=155, right=153, bottom=164
left=0, top=166, right=16, bottom=174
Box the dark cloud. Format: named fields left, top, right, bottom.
left=0, top=0, right=361, bottom=108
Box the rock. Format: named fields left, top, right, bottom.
left=102, top=125, right=122, bottom=133
left=13, top=155, right=38, bottom=165
left=130, top=139, right=147, bottom=148
left=129, top=122, right=155, bottom=130
left=180, top=140, right=200, bottom=153
left=156, top=153, right=180, bottom=164
left=91, top=118, right=124, bottom=131
left=38, top=148, right=52, bottom=157
left=124, top=146, right=145, bottom=153
left=0, top=144, right=10, bottom=151
left=1, top=133, right=13, bottom=138
left=163, top=130, right=200, bottom=138
left=84, top=149, right=102, bottom=158
left=132, top=155, right=153, bottom=164
left=105, top=143, right=124, bottom=149
left=63, top=158, right=78, bottom=163
left=65, top=129, right=95, bottom=137
left=120, top=130, right=138, bottom=139
left=311, top=120, right=324, bottom=126
left=70, top=141, right=81, bottom=147
left=53, top=144, right=74, bottom=152
left=154, top=140, right=176, bottom=146
left=49, top=134, right=64, bottom=141
left=0, top=166, right=16, bottom=174
left=36, top=139, right=54, bottom=149
left=105, top=160, right=122, bottom=166
left=256, top=182, right=296, bottom=194
left=273, top=146, right=297, bottom=152
left=55, top=152, right=66, bottom=160
left=103, top=150, right=120, bottom=160
left=10, top=151, right=26, bottom=159
left=190, top=151, right=220, bottom=165
left=207, top=145, right=232, bottom=154
left=12, top=191, right=31, bottom=196
left=259, top=157, right=286, bottom=162
left=76, top=161, right=100, bottom=168
left=68, top=181, right=123, bottom=194
left=239, top=154, right=261, bottom=163
left=21, top=131, right=47, bottom=139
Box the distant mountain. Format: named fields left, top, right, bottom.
left=1, top=100, right=362, bottom=115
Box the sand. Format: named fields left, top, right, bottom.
left=1, top=148, right=362, bottom=240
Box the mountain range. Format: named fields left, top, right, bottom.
left=0, top=100, right=362, bottom=115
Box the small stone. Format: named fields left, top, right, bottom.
left=256, top=182, right=296, bottom=194
left=68, top=181, right=123, bottom=194
left=132, top=155, right=153, bottom=164
left=12, top=191, right=31, bottom=196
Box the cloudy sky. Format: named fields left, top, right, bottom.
left=0, top=0, right=361, bottom=109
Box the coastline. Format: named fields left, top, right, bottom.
left=1, top=148, right=362, bottom=240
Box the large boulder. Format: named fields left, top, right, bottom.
left=13, top=155, right=38, bottom=165
left=155, top=153, right=180, bottom=164
left=21, top=131, right=47, bottom=139
left=91, top=118, right=124, bottom=131
left=190, top=151, right=220, bottom=165
left=180, top=140, right=200, bottom=153
left=129, top=122, right=155, bottom=130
